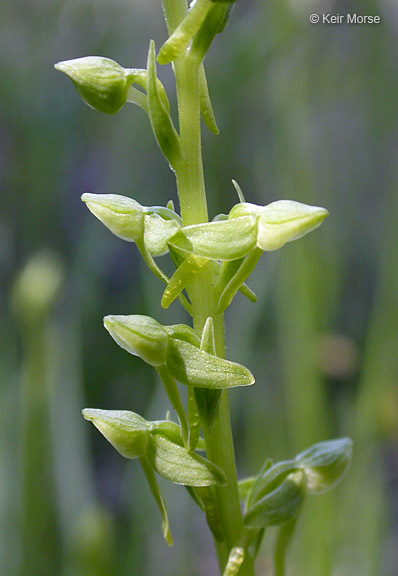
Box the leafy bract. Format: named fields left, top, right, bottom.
left=147, top=434, right=226, bottom=487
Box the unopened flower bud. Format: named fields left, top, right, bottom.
left=257, top=200, right=328, bottom=251
left=12, top=250, right=64, bottom=325
left=82, top=409, right=149, bottom=459
left=296, top=438, right=353, bottom=494
left=104, top=315, right=169, bottom=367
left=81, top=193, right=144, bottom=242
left=55, top=56, right=132, bottom=114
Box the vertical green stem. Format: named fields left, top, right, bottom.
left=20, top=322, right=60, bottom=575
left=161, top=3, right=256, bottom=573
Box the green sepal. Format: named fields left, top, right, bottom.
left=149, top=420, right=184, bottom=445
left=148, top=419, right=205, bottom=451
left=164, top=324, right=201, bottom=347
left=144, top=213, right=180, bottom=257
left=147, top=434, right=226, bottom=486
left=199, top=64, right=219, bottom=134
left=158, top=0, right=212, bottom=65
left=296, top=438, right=353, bottom=494
left=244, top=471, right=306, bottom=528
left=82, top=409, right=149, bottom=459
left=147, top=41, right=183, bottom=171
left=82, top=193, right=145, bottom=242
left=161, top=254, right=209, bottom=309
left=238, top=476, right=257, bottom=503
left=168, top=216, right=257, bottom=261
left=103, top=314, right=169, bottom=367
left=239, top=283, right=257, bottom=303
left=248, top=460, right=297, bottom=507
left=55, top=56, right=132, bottom=114
left=167, top=338, right=255, bottom=389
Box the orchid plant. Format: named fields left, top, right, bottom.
left=55, top=1, right=352, bottom=574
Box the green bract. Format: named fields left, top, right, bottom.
left=244, top=471, right=306, bottom=528
left=82, top=409, right=149, bottom=459
left=166, top=337, right=255, bottom=389
left=147, top=434, right=226, bottom=486
left=158, top=0, right=212, bottom=65
left=296, top=438, right=353, bottom=494
left=104, top=315, right=168, bottom=367
left=168, top=216, right=257, bottom=260
left=55, top=56, right=133, bottom=114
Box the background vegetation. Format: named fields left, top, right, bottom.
left=1, top=0, right=397, bottom=574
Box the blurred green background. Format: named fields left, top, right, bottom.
left=1, top=0, right=397, bottom=574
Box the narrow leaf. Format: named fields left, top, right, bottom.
left=162, top=254, right=209, bottom=309
left=158, top=0, right=212, bottom=64
left=199, top=64, right=219, bottom=134
left=147, top=40, right=183, bottom=171
left=147, top=434, right=226, bottom=486
left=140, top=456, right=173, bottom=546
